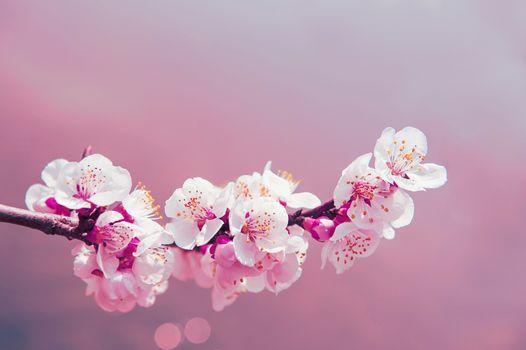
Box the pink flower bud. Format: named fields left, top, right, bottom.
left=303, top=216, right=335, bottom=242
left=333, top=202, right=351, bottom=226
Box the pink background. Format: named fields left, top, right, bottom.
left=0, top=1, right=525, bottom=349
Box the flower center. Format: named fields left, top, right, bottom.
left=241, top=214, right=272, bottom=241
left=350, top=180, right=376, bottom=202
left=387, top=140, right=425, bottom=176
left=195, top=207, right=216, bottom=229
left=75, top=165, right=106, bottom=199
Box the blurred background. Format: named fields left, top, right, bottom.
left=0, top=0, right=525, bottom=349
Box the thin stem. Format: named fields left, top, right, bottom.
left=0, top=198, right=336, bottom=248
left=0, top=204, right=94, bottom=244
left=288, top=199, right=335, bottom=226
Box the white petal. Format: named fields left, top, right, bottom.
left=25, top=184, right=53, bottom=211
left=233, top=234, right=258, bottom=267
left=109, top=166, right=133, bottom=200
left=286, top=192, right=321, bottom=209
left=164, top=189, right=189, bottom=218
left=134, top=229, right=172, bottom=256
left=41, top=158, right=68, bottom=188
left=211, top=285, right=238, bottom=312
left=256, top=229, right=288, bottom=253
left=347, top=199, right=376, bottom=229
left=373, top=127, right=395, bottom=180
left=333, top=153, right=373, bottom=207
left=245, top=274, right=266, bottom=293
left=134, top=218, right=165, bottom=236
left=228, top=202, right=246, bottom=233
left=320, top=243, right=330, bottom=270
left=55, top=195, right=90, bottom=210
left=331, top=222, right=355, bottom=241
left=286, top=235, right=308, bottom=254
left=261, top=199, right=290, bottom=231
left=165, top=221, right=199, bottom=250
left=287, top=224, right=304, bottom=237
left=408, top=163, right=447, bottom=190
left=90, top=191, right=124, bottom=206
left=382, top=224, right=396, bottom=239
left=394, top=177, right=425, bottom=191
left=199, top=218, right=224, bottom=246
left=80, top=153, right=113, bottom=170
left=350, top=229, right=381, bottom=258
left=97, top=247, right=119, bottom=278
left=395, top=127, right=428, bottom=156
left=390, top=190, right=415, bottom=228
left=182, top=177, right=216, bottom=198
left=345, top=153, right=373, bottom=176
left=212, top=182, right=233, bottom=218
left=272, top=254, right=299, bottom=283
left=262, top=165, right=292, bottom=197
left=263, top=160, right=272, bottom=173
left=54, top=162, right=81, bottom=201
left=96, top=211, right=124, bottom=227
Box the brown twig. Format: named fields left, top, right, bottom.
left=288, top=199, right=335, bottom=226
left=0, top=204, right=94, bottom=244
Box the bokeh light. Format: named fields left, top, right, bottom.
left=154, top=323, right=182, bottom=350
left=184, top=317, right=211, bottom=344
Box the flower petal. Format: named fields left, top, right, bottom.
left=256, top=229, right=289, bottom=253
left=233, top=234, right=258, bottom=267
left=331, top=222, right=356, bottom=241
left=199, top=218, right=223, bottom=246
left=390, top=190, right=415, bottom=228
left=286, top=192, right=321, bottom=209
left=212, top=182, right=233, bottom=218
left=41, top=159, right=68, bottom=188
left=245, top=274, right=266, bottom=293
left=55, top=195, right=91, bottom=210
left=96, top=211, right=125, bottom=227
left=408, top=163, right=447, bottom=190
left=262, top=163, right=292, bottom=197
left=97, top=247, right=119, bottom=278
left=333, top=153, right=373, bottom=207
left=25, top=184, right=53, bottom=211
left=166, top=221, right=199, bottom=250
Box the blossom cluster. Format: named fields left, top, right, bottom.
left=26, top=154, right=175, bottom=311
left=164, top=162, right=318, bottom=311
left=321, top=126, right=447, bottom=273
left=24, top=126, right=446, bottom=312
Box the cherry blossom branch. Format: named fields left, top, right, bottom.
left=0, top=203, right=94, bottom=244
left=0, top=199, right=336, bottom=248
left=7, top=127, right=447, bottom=312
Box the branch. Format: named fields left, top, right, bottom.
left=0, top=198, right=336, bottom=248
left=288, top=199, right=335, bottom=226
left=0, top=204, right=94, bottom=244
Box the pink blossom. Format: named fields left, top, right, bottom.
left=55, top=154, right=132, bottom=210
left=374, top=127, right=447, bottom=191
left=321, top=222, right=381, bottom=274
left=230, top=198, right=289, bottom=266
left=25, top=158, right=71, bottom=215
left=165, top=178, right=232, bottom=249
left=333, top=153, right=414, bottom=239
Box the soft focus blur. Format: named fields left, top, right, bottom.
left=0, top=1, right=525, bottom=349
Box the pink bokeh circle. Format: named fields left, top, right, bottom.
left=154, top=323, right=182, bottom=350
left=184, top=317, right=211, bottom=344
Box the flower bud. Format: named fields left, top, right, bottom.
left=333, top=203, right=351, bottom=226
left=303, top=216, right=335, bottom=242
